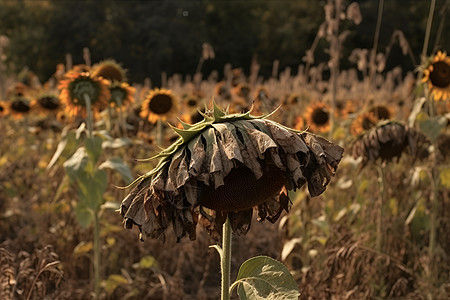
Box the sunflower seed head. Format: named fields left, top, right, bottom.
left=121, top=102, right=343, bottom=242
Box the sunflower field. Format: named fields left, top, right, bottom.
left=0, top=1, right=449, bottom=300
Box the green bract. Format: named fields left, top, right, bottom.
left=120, top=101, right=344, bottom=242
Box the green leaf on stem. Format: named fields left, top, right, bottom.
left=74, top=202, right=93, bottom=228
left=99, top=157, right=134, bottom=185
left=77, top=169, right=107, bottom=210
left=63, top=147, right=89, bottom=179
left=231, top=255, right=300, bottom=300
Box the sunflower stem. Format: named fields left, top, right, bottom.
left=83, top=93, right=93, bottom=138
left=221, top=216, right=232, bottom=300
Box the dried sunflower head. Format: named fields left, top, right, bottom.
left=421, top=50, right=450, bottom=101
left=352, top=121, right=426, bottom=167
left=120, top=102, right=343, bottom=242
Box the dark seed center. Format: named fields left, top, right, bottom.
left=11, top=99, right=30, bottom=113
left=430, top=61, right=450, bottom=88
left=370, top=106, right=390, bottom=120
left=312, top=108, right=329, bottom=125
left=187, top=99, right=197, bottom=107
left=39, top=96, right=59, bottom=110
left=149, top=94, right=173, bottom=115
left=198, top=165, right=286, bottom=212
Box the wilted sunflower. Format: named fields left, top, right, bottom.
left=140, top=88, right=179, bottom=124
left=350, top=111, right=378, bottom=136
left=120, top=102, right=343, bottom=242
left=422, top=50, right=450, bottom=101
left=305, top=101, right=331, bottom=133
left=8, top=98, right=32, bottom=119
left=32, top=95, right=61, bottom=116
left=109, top=82, right=135, bottom=109
left=352, top=121, right=425, bottom=167
left=58, top=70, right=110, bottom=118
left=91, top=60, right=127, bottom=82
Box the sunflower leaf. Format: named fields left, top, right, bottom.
left=231, top=256, right=300, bottom=300
left=74, top=202, right=93, bottom=228
left=99, top=157, right=134, bottom=185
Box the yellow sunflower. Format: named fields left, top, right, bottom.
left=109, top=82, right=135, bottom=109
left=58, top=70, right=110, bottom=118
left=350, top=111, right=378, bottom=136
left=91, top=60, right=127, bottom=82
left=140, top=88, right=178, bottom=123
left=8, top=98, right=32, bottom=120
left=422, top=50, right=450, bottom=101
left=0, top=101, right=8, bottom=117
left=305, top=101, right=331, bottom=133
left=294, top=116, right=305, bottom=131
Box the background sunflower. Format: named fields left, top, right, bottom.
left=422, top=50, right=450, bottom=101
left=305, top=101, right=331, bottom=133
left=140, top=88, right=178, bottom=123
left=58, top=70, right=110, bottom=118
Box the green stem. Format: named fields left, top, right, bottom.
left=93, top=210, right=101, bottom=300
left=83, top=93, right=93, bottom=138
left=221, top=216, right=232, bottom=300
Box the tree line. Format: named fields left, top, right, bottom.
left=0, top=0, right=448, bottom=86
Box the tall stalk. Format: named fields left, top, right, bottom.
left=83, top=93, right=93, bottom=138
left=211, top=216, right=232, bottom=300
left=221, top=217, right=232, bottom=300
